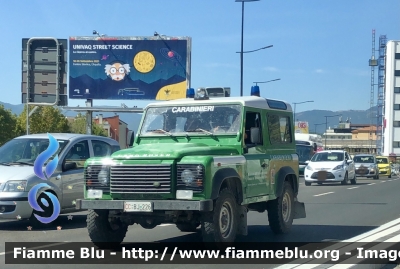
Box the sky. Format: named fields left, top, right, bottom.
left=1, top=0, right=399, bottom=113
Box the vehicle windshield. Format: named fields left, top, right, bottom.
left=376, top=158, right=389, bottom=164
left=0, top=138, right=68, bottom=165
left=353, top=156, right=374, bottom=163
left=140, top=104, right=242, bottom=136
left=296, top=144, right=314, bottom=162
left=310, top=152, right=344, bottom=162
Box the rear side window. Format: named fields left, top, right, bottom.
left=267, top=114, right=292, bottom=144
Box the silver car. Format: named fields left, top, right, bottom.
left=0, top=133, right=120, bottom=226
left=353, top=154, right=379, bottom=179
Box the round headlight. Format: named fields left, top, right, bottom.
left=98, top=169, right=109, bottom=186
left=181, top=169, right=195, bottom=184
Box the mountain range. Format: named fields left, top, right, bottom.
left=0, top=101, right=378, bottom=134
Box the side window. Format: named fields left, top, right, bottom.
left=267, top=114, right=292, bottom=144
left=64, top=140, right=90, bottom=169
left=92, top=140, right=112, bottom=157
left=244, top=111, right=263, bottom=146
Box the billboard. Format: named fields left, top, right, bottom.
left=68, top=36, right=191, bottom=101
left=295, top=121, right=309, bottom=134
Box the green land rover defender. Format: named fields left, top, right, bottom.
left=76, top=88, right=306, bottom=246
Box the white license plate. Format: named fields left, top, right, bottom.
left=124, top=201, right=153, bottom=212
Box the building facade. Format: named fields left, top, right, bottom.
left=382, top=40, right=400, bottom=157
left=94, top=114, right=130, bottom=149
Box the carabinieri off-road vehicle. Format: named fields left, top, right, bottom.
left=76, top=87, right=306, bottom=247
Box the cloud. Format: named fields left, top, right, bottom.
left=315, top=69, right=324, bottom=73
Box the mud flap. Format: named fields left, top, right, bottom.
left=293, top=201, right=306, bottom=219
left=237, top=206, right=248, bottom=236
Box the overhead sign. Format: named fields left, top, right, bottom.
left=68, top=36, right=192, bottom=101
left=295, top=121, right=309, bottom=134
left=21, top=38, right=68, bottom=106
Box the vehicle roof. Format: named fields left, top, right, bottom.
left=145, top=96, right=293, bottom=112
left=354, top=154, right=375, bottom=157
left=14, top=133, right=119, bottom=144
left=316, top=150, right=347, bottom=153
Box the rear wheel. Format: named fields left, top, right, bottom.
left=267, top=181, right=294, bottom=234
left=304, top=181, right=311, bottom=186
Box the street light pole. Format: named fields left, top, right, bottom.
left=324, top=114, right=342, bottom=148
left=235, top=0, right=261, bottom=96
left=314, top=123, right=325, bottom=134
left=293, top=100, right=314, bottom=122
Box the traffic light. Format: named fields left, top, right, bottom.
left=21, top=38, right=68, bottom=106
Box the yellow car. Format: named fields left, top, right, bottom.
left=376, top=156, right=392, bottom=178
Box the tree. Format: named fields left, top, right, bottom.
left=68, top=113, right=107, bottom=136
left=16, top=105, right=70, bottom=135
left=0, top=104, right=19, bottom=146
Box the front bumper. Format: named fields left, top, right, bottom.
left=75, top=199, right=214, bottom=212
left=304, top=169, right=345, bottom=182
left=379, top=168, right=391, bottom=175
left=0, top=198, right=33, bottom=219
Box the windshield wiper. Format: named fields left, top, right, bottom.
left=147, top=129, right=173, bottom=136
left=186, top=128, right=214, bottom=135
left=8, top=161, right=34, bottom=166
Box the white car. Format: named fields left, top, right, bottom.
left=304, top=150, right=356, bottom=186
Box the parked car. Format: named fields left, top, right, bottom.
left=304, top=150, right=356, bottom=186
left=0, top=133, right=120, bottom=226
left=376, top=156, right=392, bottom=178
left=353, top=154, right=379, bottom=179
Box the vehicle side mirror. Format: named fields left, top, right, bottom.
left=250, top=127, right=261, bottom=144
left=346, top=160, right=352, bottom=164
left=63, top=162, right=77, bottom=171
left=305, top=160, right=310, bottom=164
left=313, top=144, right=317, bottom=152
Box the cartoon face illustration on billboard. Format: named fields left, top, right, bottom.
left=104, top=61, right=131, bottom=81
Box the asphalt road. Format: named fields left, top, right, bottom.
left=1, top=176, right=400, bottom=269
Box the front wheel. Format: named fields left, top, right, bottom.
left=304, top=181, right=311, bottom=186
left=87, top=209, right=128, bottom=249
left=267, top=181, right=294, bottom=234
left=350, top=173, right=357, bottom=185
left=201, top=188, right=239, bottom=242
left=341, top=173, right=349, bottom=185
left=176, top=222, right=200, bottom=232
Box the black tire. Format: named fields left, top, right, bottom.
left=267, top=181, right=294, bottom=234
left=388, top=174, right=392, bottom=178
left=176, top=222, right=200, bottom=232
left=373, top=174, right=379, bottom=180
left=350, top=173, right=357, bottom=185
left=304, top=181, right=311, bottom=186
left=201, top=188, right=239, bottom=243
left=87, top=209, right=128, bottom=249
left=29, top=192, right=59, bottom=228
left=341, top=173, right=349, bottom=185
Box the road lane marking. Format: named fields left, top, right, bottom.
left=388, top=179, right=393, bottom=182
left=158, top=224, right=173, bottom=227
left=347, top=187, right=358, bottom=189
left=313, top=192, right=334, bottom=197
left=367, top=183, right=376, bottom=185
left=274, top=216, right=400, bottom=269
left=0, top=241, right=70, bottom=256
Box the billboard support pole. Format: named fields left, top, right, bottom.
left=85, top=99, right=93, bottom=135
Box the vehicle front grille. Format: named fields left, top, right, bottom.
left=310, top=172, right=335, bottom=180
left=110, top=164, right=172, bottom=193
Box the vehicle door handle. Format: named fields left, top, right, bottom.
left=56, top=175, right=61, bottom=180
